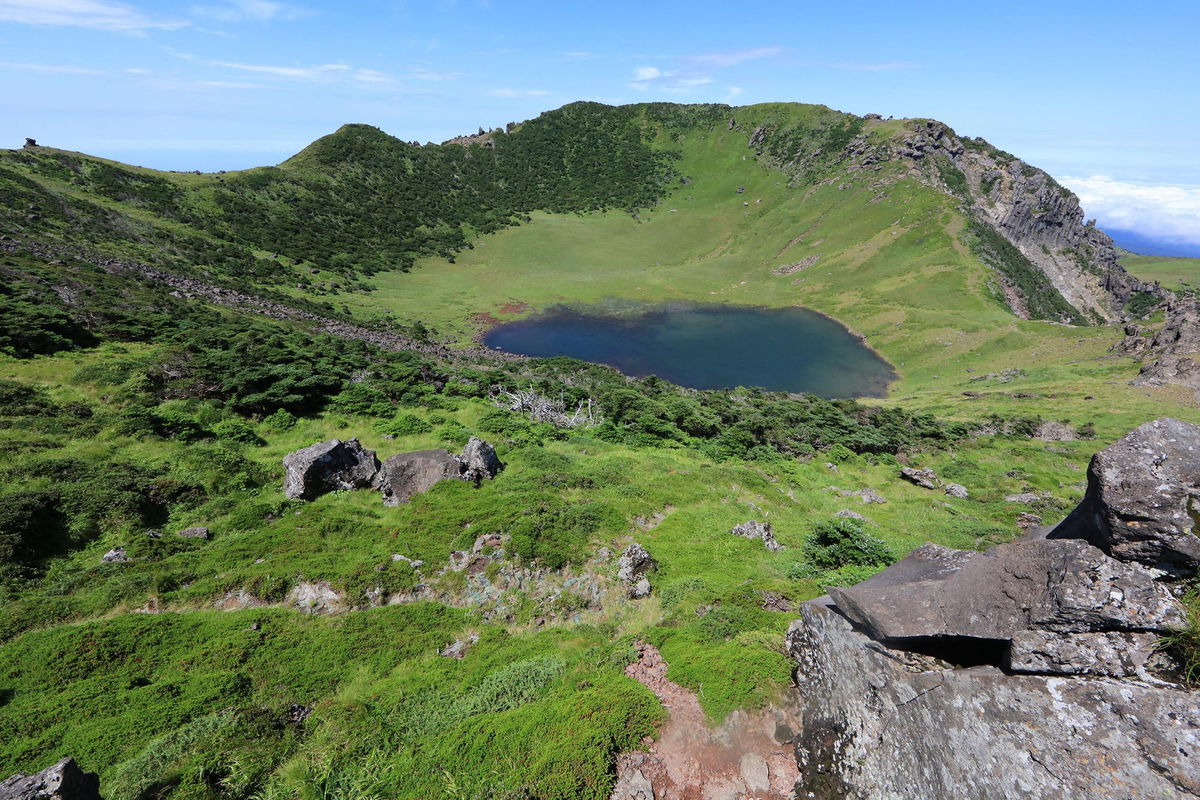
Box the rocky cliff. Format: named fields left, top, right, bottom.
left=786, top=418, right=1200, bottom=799
left=842, top=119, right=1161, bottom=323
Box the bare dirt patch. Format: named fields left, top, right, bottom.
left=611, top=643, right=799, bottom=800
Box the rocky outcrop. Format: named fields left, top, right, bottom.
left=846, top=119, right=1162, bottom=323
left=731, top=520, right=783, bottom=551
left=787, top=597, right=1200, bottom=800
left=283, top=439, right=380, bottom=501
left=0, top=758, right=102, bottom=800
left=617, top=543, right=656, bottom=598
left=786, top=420, right=1200, bottom=799
left=1049, top=417, right=1200, bottom=575
left=899, top=466, right=938, bottom=490
left=1116, top=296, right=1200, bottom=395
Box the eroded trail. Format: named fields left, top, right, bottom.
left=612, top=644, right=799, bottom=800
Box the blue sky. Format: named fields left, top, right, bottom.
left=2, top=0, right=1198, bottom=247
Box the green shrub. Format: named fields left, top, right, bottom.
left=508, top=502, right=614, bottom=569
left=263, top=408, right=298, bottom=431
left=212, top=419, right=265, bottom=445
left=802, top=518, right=893, bottom=570
left=375, top=413, right=431, bottom=438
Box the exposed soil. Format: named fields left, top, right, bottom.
left=611, top=643, right=799, bottom=800
left=498, top=301, right=529, bottom=314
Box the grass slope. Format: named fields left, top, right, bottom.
left=1122, top=252, right=1200, bottom=291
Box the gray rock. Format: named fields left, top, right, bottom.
left=0, top=758, right=102, bottom=800
left=630, top=577, right=652, bottom=599
left=943, top=482, right=969, bottom=498
left=900, top=466, right=939, bottom=489
left=731, top=520, right=783, bottom=551
left=787, top=598, right=1200, bottom=800
left=748, top=125, right=767, bottom=147
left=440, top=634, right=480, bottom=659
left=459, top=436, right=503, bottom=483
left=1016, top=511, right=1043, bottom=528
left=1050, top=417, right=1200, bottom=574
left=101, top=547, right=127, bottom=564
left=828, top=539, right=1183, bottom=642
left=177, top=526, right=209, bottom=540
left=283, top=439, right=380, bottom=501
left=610, top=766, right=654, bottom=800
left=834, top=509, right=867, bottom=521
left=1006, top=630, right=1163, bottom=678
left=373, top=449, right=463, bottom=506
left=1005, top=491, right=1041, bottom=503
left=836, top=486, right=887, bottom=504
left=617, top=543, right=656, bottom=585
left=287, top=580, right=345, bottom=614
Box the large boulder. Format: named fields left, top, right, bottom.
left=1049, top=417, right=1200, bottom=574
left=283, top=439, right=380, bottom=501
left=787, top=598, right=1200, bottom=800
left=829, top=539, right=1183, bottom=644
left=0, top=758, right=102, bottom=800
left=373, top=449, right=464, bottom=506
left=372, top=438, right=503, bottom=506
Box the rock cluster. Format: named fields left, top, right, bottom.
left=282, top=436, right=503, bottom=505
left=1117, top=296, right=1200, bottom=396
left=731, top=520, right=783, bottom=552
left=786, top=418, right=1200, bottom=799
left=617, top=543, right=656, bottom=598
left=0, top=758, right=102, bottom=800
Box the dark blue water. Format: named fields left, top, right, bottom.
left=484, top=302, right=895, bottom=397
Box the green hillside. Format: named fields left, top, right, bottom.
left=1, top=102, right=1196, bottom=799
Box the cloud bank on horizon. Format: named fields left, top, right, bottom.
left=1062, top=176, right=1200, bottom=250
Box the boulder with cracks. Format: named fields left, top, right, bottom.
left=786, top=419, right=1200, bottom=799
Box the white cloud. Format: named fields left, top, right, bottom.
left=688, top=46, right=784, bottom=69
left=828, top=60, right=915, bottom=72
left=190, top=0, right=311, bottom=22
left=0, top=60, right=105, bottom=74
left=1062, top=175, right=1200, bottom=247
left=486, top=88, right=551, bottom=98
left=209, top=59, right=348, bottom=78
left=0, top=0, right=187, bottom=32
left=628, top=66, right=713, bottom=93
left=725, top=86, right=743, bottom=101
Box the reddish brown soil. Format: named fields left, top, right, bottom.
left=497, top=301, right=529, bottom=314
left=611, top=644, right=799, bottom=800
